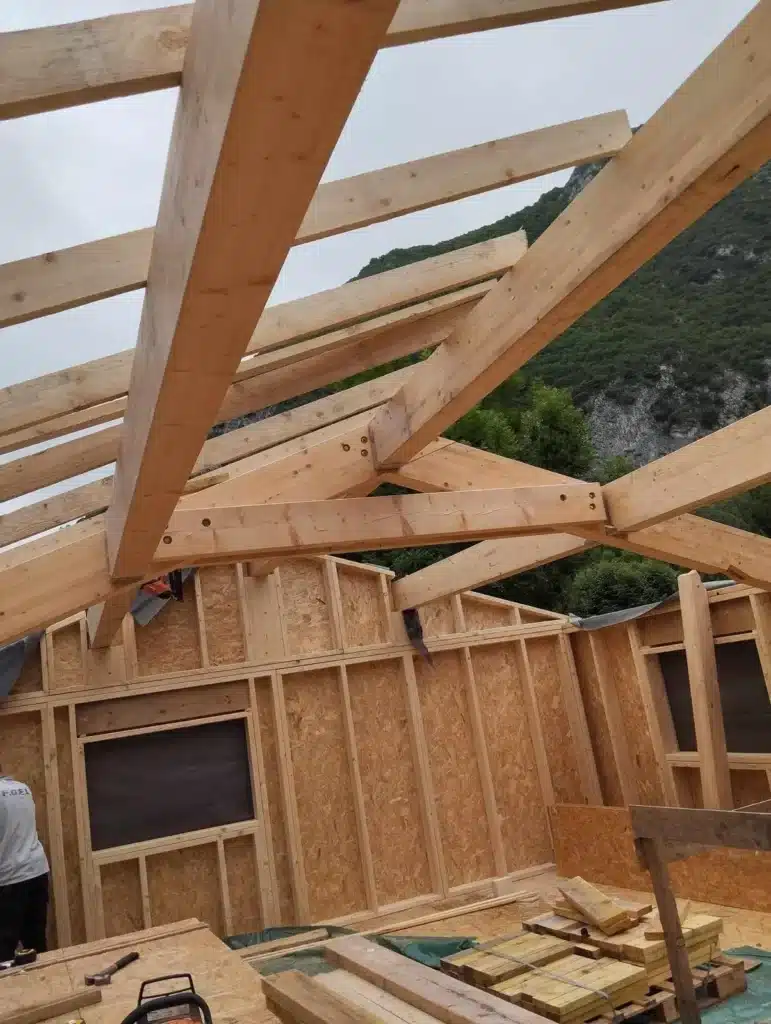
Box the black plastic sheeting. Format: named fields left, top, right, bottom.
left=569, top=578, right=736, bottom=632
left=0, top=632, right=43, bottom=698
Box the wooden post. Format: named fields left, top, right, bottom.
left=636, top=837, right=700, bottom=1024
left=678, top=571, right=732, bottom=809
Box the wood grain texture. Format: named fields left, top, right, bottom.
left=0, top=2, right=664, bottom=118
left=105, top=0, right=399, bottom=579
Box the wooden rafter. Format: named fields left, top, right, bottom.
left=0, top=290, right=488, bottom=502
left=603, top=405, right=771, bottom=532
left=106, top=0, right=390, bottom=581
left=0, top=234, right=522, bottom=451
left=367, top=0, right=771, bottom=468
left=391, top=534, right=595, bottom=609
left=153, top=484, right=606, bottom=566
left=0, top=113, right=629, bottom=329
left=0, top=371, right=412, bottom=549
left=86, top=591, right=136, bottom=650
left=388, top=439, right=771, bottom=591
left=0, top=1, right=664, bottom=120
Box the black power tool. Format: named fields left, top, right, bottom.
left=120, top=975, right=214, bottom=1024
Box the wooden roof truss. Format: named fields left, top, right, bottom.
left=1, top=0, right=770, bottom=648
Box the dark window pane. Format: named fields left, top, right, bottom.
left=85, top=718, right=254, bottom=850
left=659, top=641, right=771, bottom=753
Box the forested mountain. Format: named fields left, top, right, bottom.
left=355, top=159, right=771, bottom=464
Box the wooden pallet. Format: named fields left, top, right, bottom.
left=586, top=953, right=752, bottom=1024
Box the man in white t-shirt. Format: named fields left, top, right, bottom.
left=0, top=774, right=50, bottom=959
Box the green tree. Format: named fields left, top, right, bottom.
left=517, top=383, right=594, bottom=478
left=566, top=553, right=678, bottom=618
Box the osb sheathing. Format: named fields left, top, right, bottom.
left=471, top=643, right=552, bottom=869
left=1, top=556, right=581, bottom=947
left=525, top=636, right=583, bottom=805
left=551, top=804, right=771, bottom=914
left=600, top=625, right=663, bottom=806
left=570, top=631, right=625, bottom=807
left=283, top=667, right=367, bottom=919
left=416, top=649, right=496, bottom=887
left=347, top=658, right=432, bottom=905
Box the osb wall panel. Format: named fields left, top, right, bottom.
left=416, top=650, right=496, bottom=888
left=49, top=623, right=84, bottom=693
left=551, top=804, right=771, bottom=913
left=639, top=596, right=754, bottom=648
left=198, top=565, right=246, bottom=666
left=17, top=557, right=581, bottom=947
left=526, top=637, right=583, bottom=805
left=54, top=707, right=85, bottom=944
left=338, top=567, right=388, bottom=648
left=279, top=561, right=336, bottom=656
left=347, top=659, right=432, bottom=905
left=674, top=766, right=703, bottom=808
left=570, top=632, right=624, bottom=807
left=731, top=769, right=770, bottom=808
left=283, top=668, right=366, bottom=918
left=100, top=861, right=143, bottom=938
left=225, top=835, right=263, bottom=935
left=146, top=844, right=223, bottom=935
left=462, top=596, right=513, bottom=631
left=253, top=681, right=295, bottom=923
left=603, top=626, right=663, bottom=805
left=420, top=598, right=457, bottom=638
left=472, top=644, right=552, bottom=870
left=136, top=576, right=202, bottom=677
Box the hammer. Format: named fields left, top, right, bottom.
left=85, top=951, right=140, bottom=985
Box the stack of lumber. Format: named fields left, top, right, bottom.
left=552, top=878, right=649, bottom=936
left=491, top=954, right=649, bottom=1022
left=440, top=933, right=578, bottom=986
left=524, top=877, right=723, bottom=989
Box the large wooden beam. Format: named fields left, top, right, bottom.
left=153, top=484, right=606, bottom=566
left=677, top=570, right=733, bottom=810
left=0, top=1, right=663, bottom=120
left=389, top=440, right=771, bottom=587
left=0, top=113, right=629, bottom=329
left=0, top=413, right=381, bottom=645
left=0, top=233, right=522, bottom=450
left=104, top=0, right=399, bottom=581
left=368, top=0, right=771, bottom=468
left=391, top=533, right=594, bottom=609
left=0, top=370, right=412, bottom=549
left=603, top=406, right=771, bottom=532
left=630, top=803, right=771, bottom=851
left=86, top=591, right=135, bottom=649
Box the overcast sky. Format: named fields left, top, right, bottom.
left=0, top=0, right=758, bottom=517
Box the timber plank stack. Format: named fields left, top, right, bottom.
left=438, top=878, right=743, bottom=1024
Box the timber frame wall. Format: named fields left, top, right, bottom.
left=571, top=582, right=771, bottom=812
left=0, top=555, right=600, bottom=950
